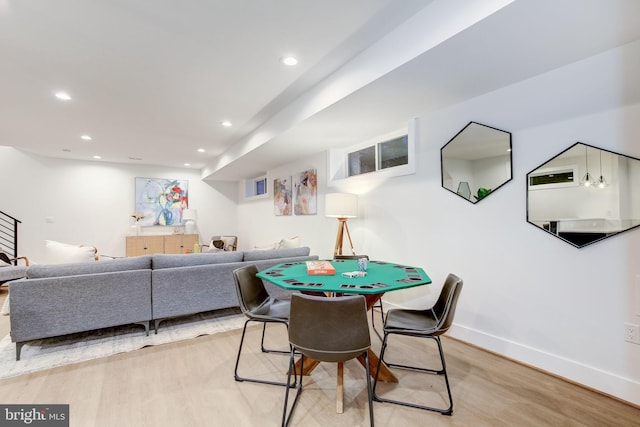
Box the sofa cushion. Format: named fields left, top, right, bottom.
left=27, top=256, right=152, bottom=279
left=278, top=236, right=300, bottom=249
left=253, top=242, right=277, bottom=250
left=152, top=251, right=243, bottom=269
left=243, top=246, right=310, bottom=262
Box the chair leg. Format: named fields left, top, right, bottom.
left=372, top=332, right=389, bottom=396
left=363, top=351, right=375, bottom=427
left=261, top=322, right=290, bottom=354
left=281, top=351, right=375, bottom=426
left=282, top=347, right=304, bottom=426
left=234, top=319, right=293, bottom=387
left=373, top=333, right=453, bottom=415
left=371, top=301, right=384, bottom=341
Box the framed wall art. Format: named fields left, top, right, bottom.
left=273, top=176, right=292, bottom=216
left=294, top=168, right=317, bottom=215
left=135, top=177, right=189, bottom=226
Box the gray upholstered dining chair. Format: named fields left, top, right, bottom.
left=232, top=264, right=294, bottom=387
left=281, top=293, right=374, bottom=426
left=373, top=273, right=463, bottom=415
left=333, top=254, right=384, bottom=339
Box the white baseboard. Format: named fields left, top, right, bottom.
left=449, top=323, right=640, bottom=407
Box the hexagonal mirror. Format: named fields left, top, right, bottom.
left=441, top=122, right=512, bottom=203
left=527, top=142, right=640, bottom=248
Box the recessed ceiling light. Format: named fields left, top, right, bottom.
left=80, top=135, right=92, bottom=141
left=197, top=148, right=205, bottom=153
left=221, top=120, right=232, bottom=127
left=282, top=56, right=298, bottom=66
left=92, top=155, right=101, bottom=159
left=55, top=92, right=72, bottom=101
left=184, top=163, right=191, bottom=167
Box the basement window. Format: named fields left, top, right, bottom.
left=347, top=136, right=408, bottom=177
left=378, top=135, right=409, bottom=170
left=528, top=166, right=578, bottom=190
left=244, top=175, right=269, bottom=200
left=348, top=146, right=376, bottom=176
left=329, top=118, right=417, bottom=184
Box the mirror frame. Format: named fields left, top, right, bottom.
left=526, top=142, right=640, bottom=248
left=440, top=121, right=513, bottom=204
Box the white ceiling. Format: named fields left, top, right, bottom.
left=2, top=0, right=640, bottom=181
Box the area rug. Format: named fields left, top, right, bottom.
left=0, top=308, right=246, bottom=380
left=0, top=295, right=8, bottom=316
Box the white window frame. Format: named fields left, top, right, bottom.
left=328, top=118, right=417, bottom=185
left=244, top=174, right=269, bottom=200
left=528, top=165, right=579, bottom=190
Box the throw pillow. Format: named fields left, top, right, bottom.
left=45, top=240, right=97, bottom=264
left=209, top=239, right=225, bottom=250
left=253, top=242, right=277, bottom=250
left=278, top=236, right=300, bottom=249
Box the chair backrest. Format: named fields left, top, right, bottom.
left=432, top=273, right=464, bottom=336
left=232, top=265, right=270, bottom=315
left=289, top=293, right=371, bottom=363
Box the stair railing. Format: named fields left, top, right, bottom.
left=0, top=210, right=22, bottom=264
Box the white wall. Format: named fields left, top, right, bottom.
left=236, top=156, right=338, bottom=259
left=2, top=38, right=639, bottom=406
left=237, top=40, right=640, bottom=405
left=0, top=149, right=238, bottom=262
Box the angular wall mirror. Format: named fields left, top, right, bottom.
left=527, top=142, right=640, bottom=248
left=441, top=122, right=512, bottom=204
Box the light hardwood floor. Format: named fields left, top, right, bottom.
left=0, top=287, right=639, bottom=426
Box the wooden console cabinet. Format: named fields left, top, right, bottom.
left=126, top=234, right=199, bottom=257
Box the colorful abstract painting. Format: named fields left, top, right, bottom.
left=294, top=168, right=317, bottom=215
left=273, top=176, right=292, bottom=216
left=135, top=177, right=189, bottom=226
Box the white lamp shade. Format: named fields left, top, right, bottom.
left=183, top=209, right=198, bottom=221
left=325, top=193, right=358, bottom=218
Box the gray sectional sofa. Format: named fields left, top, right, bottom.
left=9, top=246, right=317, bottom=360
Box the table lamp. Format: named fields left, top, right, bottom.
left=325, top=193, right=358, bottom=256
left=183, top=209, right=198, bottom=235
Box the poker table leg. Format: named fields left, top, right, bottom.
left=359, top=293, right=398, bottom=382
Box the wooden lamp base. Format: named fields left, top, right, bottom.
left=334, top=217, right=355, bottom=256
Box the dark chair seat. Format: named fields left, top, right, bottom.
left=384, top=309, right=440, bottom=333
